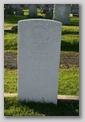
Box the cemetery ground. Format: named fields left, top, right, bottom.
left=4, top=10, right=79, bottom=116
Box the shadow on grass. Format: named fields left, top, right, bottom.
left=27, top=15, right=45, bottom=19
left=61, top=40, right=79, bottom=52
left=62, top=31, right=79, bottom=35
left=4, top=15, right=28, bottom=24
left=4, top=30, right=79, bottom=52
left=4, top=15, right=45, bottom=25
left=4, top=97, right=79, bottom=116
left=4, top=29, right=17, bottom=34
left=20, top=100, right=79, bottom=116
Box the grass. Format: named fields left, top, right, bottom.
left=4, top=68, right=79, bottom=95
left=4, top=9, right=79, bottom=28
left=4, top=17, right=79, bottom=52
left=4, top=69, right=17, bottom=93
left=58, top=68, right=79, bottom=96
left=4, top=9, right=45, bottom=28
left=4, top=30, right=18, bottom=50
left=61, top=34, right=79, bottom=52
left=4, top=15, right=28, bottom=28
left=70, top=16, right=79, bottom=26
left=4, top=97, right=79, bottom=116
left=61, top=25, right=79, bottom=52
left=4, top=31, right=79, bottom=52
left=4, top=13, right=79, bottom=116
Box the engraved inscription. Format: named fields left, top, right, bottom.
left=30, top=26, right=50, bottom=50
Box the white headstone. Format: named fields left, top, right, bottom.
left=53, top=4, right=71, bottom=25
left=29, top=4, right=37, bottom=17
left=18, top=19, right=62, bottom=104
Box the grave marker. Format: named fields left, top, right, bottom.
left=18, top=19, right=62, bottom=104
left=53, top=4, right=70, bottom=25
left=29, top=4, right=37, bottom=17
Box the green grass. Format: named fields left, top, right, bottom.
left=61, top=25, right=79, bottom=52
left=4, top=14, right=79, bottom=116
left=4, top=97, right=79, bottom=116
left=58, top=68, right=79, bottom=96
left=23, top=9, right=29, bottom=15
left=4, top=30, right=18, bottom=50
left=4, top=15, right=28, bottom=28
left=61, top=34, right=79, bottom=52
left=4, top=19, right=79, bottom=52
left=4, top=68, right=79, bottom=95
left=4, top=69, right=17, bottom=93
left=4, top=10, right=79, bottom=28
left=62, top=26, right=79, bottom=34
left=4, top=9, right=45, bottom=28
left=70, top=16, right=79, bottom=26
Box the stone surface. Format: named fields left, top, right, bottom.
left=11, top=4, right=23, bottom=15
left=29, top=4, right=37, bottom=17
left=45, top=9, right=53, bottom=19
left=18, top=19, right=62, bottom=104
left=70, top=4, right=79, bottom=16
left=53, top=4, right=71, bottom=25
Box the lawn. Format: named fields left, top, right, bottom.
left=4, top=31, right=18, bottom=50
left=4, top=17, right=79, bottom=52
left=4, top=12, right=79, bottom=116
left=4, top=9, right=45, bottom=28
left=4, top=97, right=79, bottom=116
left=4, top=68, right=79, bottom=96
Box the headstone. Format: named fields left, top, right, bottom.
left=45, top=10, right=53, bottom=19
left=23, top=4, right=29, bottom=9
left=4, top=5, right=14, bottom=15
left=45, top=5, right=53, bottom=19
left=53, top=4, right=71, bottom=25
left=18, top=19, right=62, bottom=104
left=10, top=4, right=23, bottom=15
left=29, top=4, right=37, bottom=17
left=15, top=4, right=23, bottom=15
left=70, top=4, right=79, bottom=16
left=11, top=4, right=17, bottom=11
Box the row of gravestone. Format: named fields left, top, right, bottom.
left=7, top=4, right=78, bottom=104
left=4, top=4, right=23, bottom=15
left=4, top=4, right=79, bottom=25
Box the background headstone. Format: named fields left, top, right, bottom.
left=15, top=4, right=23, bottom=15
left=18, top=19, right=62, bottom=104
left=29, top=4, right=37, bottom=17
left=9, top=4, right=24, bottom=15
left=70, top=4, right=79, bottom=16
left=4, top=4, right=14, bottom=15
left=53, top=4, right=71, bottom=25
left=45, top=5, right=53, bottom=19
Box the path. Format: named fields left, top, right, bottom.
left=4, top=52, right=79, bottom=69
